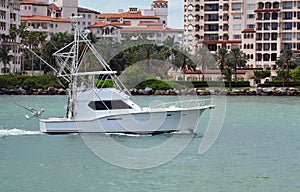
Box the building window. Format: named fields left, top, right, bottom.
left=88, top=14, right=91, bottom=19
left=297, top=22, right=300, bottom=30
left=264, top=12, right=270, bottom=20
left=263, top=53, right=270, bottom=61
left=271, top=33, right=278, bottom=40
left=246, top=4, right=255, bottom=9
left=233, top=24, right=241, bottom=29
left=263, top=43, right=270, bottom=51
left=256, top=33, right=262, bottom=40
left=256, top=53, right=262, bottom=61
left=297, top=33, right=300, bottom=40
left=264, top=23, right=270, bottom=30
left=283, top=12, right=293, bottom=20
left=271, top=23, right=278, bottom=30
left=187, top=25, right=193, bottom=31
left=233, top=14, right=242, bottom=19
left=272, top=12, right=278, bottom=20
left=264, top=33, right=270, bottom=40
left=283, top=33, right=292, bottom=40
left=257, top=23, right=262, bottom=30
left=271, top=53, right=277, bottom=61
left=273, top=2, right=280, bottom=9
left=283, top=43, right=292, bottom=49
left=247, top=24, right=255, bottom=29
left=283, top=2, right=293, bottom=9
left=247, top=14, right=255, bottom=19
left=188, top=35, right=193, bottom=41
left=232, top=3, right=242, bottom=11
left=233, top=34, right=241, bottom=39
left=271, top=43, right=277, bottom=50
left=283, top=22, right=292, bottom=30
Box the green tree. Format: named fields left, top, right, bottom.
left=291, top=65, right=300, bottom=81
left=277, top=69, right=290, bottom=87
left=0, top=46, right=13, bottom=74
left=214, top=48, right=228, bottom=73
left=194, top=47, right=216, bottom=80
left=223, top=67, right=233, bottom=90
left=227, top=48, right=248, bottom=80
left=276, top=49, right=300, bottom=86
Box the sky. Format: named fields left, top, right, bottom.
left=78, top=0, right=184, bottom=29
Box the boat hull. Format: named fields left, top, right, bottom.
left=40, top=108, right=206, bottom=134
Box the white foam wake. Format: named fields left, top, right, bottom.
left=0, top=128, right=42, bottom=137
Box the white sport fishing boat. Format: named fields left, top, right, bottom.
left=39, top=17, right=213, bottom=134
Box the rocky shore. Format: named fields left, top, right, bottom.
left=131, top=87, right=300, bottom=96
left=0, top=86, right=66, bottom=95
left=1, top=86, right=300, bottom=96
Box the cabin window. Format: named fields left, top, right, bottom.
left=88, top=100, right=132, bottom=110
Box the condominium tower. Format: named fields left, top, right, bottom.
left=0, top=0, right=21, bottom=74
left=184, top=0, right=300, bottom=69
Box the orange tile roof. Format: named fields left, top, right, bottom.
left=111, top=21, right=131, bottom=26
left=20, top=0, right=48, bottom=6
left=88, top=22, right=121, bottom=28
left=78, top=7, right=100, bottom=14
left=201, top=40, right=242, bottom=44
left=254, top=8, right=280, bottom=12
left=139, top=21, right=161, bottom=25
left=99, top=11, right=159, bottom=19
left=122, top=25, right=182, bottom=33
left=21, top=16, right=70, bottom=23
left=48, top=3, right=60, bottom=11
left=242, top=28, right=256, bottom=33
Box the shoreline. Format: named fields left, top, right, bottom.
left=1, top=86, right=300, bottom=96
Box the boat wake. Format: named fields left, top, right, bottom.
left=0, top=128, right=42, bottom=137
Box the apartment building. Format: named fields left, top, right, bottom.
left=0, top=0, right=21, bottom=74
left=20, top=0, right=99, bottom=37
left=184, top=0, right=300, bottom=70
left=89, top=0, right=183, bottom=46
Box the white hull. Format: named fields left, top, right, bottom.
left=40, top=108, right=206, bottom=134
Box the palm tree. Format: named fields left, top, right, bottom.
left=276, top=49, right=300, bottom=86
left=0, top=46, right=12, bottom=74
left=194, top=47, right=216, bottom=80
left=227, top=48, right=248, bottom=80
left=162, top=36, right=180, bottom=62
left=214, top=48, right=228, bottom=73
left=9, top=26, right=18, bottom=41
left=223, top=67, right=233, bottom=90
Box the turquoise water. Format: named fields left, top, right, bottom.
left=0, top=95, right=299, bottom=191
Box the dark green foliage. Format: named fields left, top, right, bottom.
left=176, top=81, right=250, bottom=88
left=254, top=70, right=271, bottom=81
left=257, top=81, right=300, bottom=87
left=0, top=75, right=65, bottom=89
left=95, top=80, right=114, bottom=88
left=135, top=79, right=173, bottom=90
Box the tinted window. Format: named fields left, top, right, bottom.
left=88, top=100, right=132, bottom=110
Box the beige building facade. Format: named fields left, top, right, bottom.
left=89, top=0, right=183, bottom=46
left=184, top=0, right=300, bottom=70
left=0, top=0, right=21, bottom=74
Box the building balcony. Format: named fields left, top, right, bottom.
left=27, top=26, right=49, bottom=32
